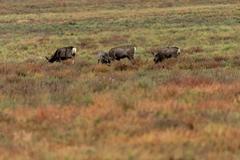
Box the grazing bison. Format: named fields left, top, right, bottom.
left=108, top=45, right=136, bottom=63
left=97, top=51, right=111, bottom=65
left=46, top=46, right=77, bottom=63
left=152, top=47, right=181, bottom=63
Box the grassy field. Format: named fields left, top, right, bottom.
left=0, top=0, right=240, bottom=159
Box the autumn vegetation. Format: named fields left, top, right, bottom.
left=0, top=0, right=240, bottom=159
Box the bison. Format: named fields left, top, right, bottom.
left=108, top=45, right=136, bottom=63
left=46, top=46, right=77, bottom=63
left=97, top=51, right=111, bottom=65
left=152, top=47, right=181, bottom=63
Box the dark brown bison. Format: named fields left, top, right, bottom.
left=152, top=47, right=181, bottom=63
left=46, top=46, right=77, bottom=63
left=108, top=45, right=136, bottom=63
left=97, top=51, right=111, bottom=65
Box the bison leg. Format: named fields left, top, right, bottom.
left=127, top=56, right=135, bottom=64
left=58, top=56, right=64, bottom=62
left=72, top=59, right=75, bottom=64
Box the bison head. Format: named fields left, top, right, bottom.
left=97, top=51, right=111, bottom=65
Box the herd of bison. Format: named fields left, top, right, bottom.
left=45, top=45, right=181, bottom=65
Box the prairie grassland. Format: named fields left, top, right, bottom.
left=0, top=0, right=240, bottom=159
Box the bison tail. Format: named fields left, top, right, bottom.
left=72, top=47, right=77, bottom=54
left=177, top=48, right=181, bottom=55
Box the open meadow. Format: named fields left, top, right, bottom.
left=0, top=0, right=240, bottom=159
